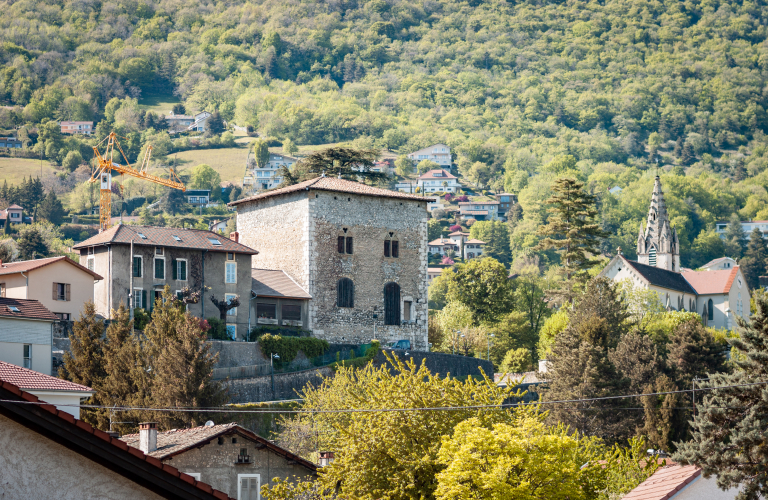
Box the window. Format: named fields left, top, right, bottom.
left=208, top=238, right=222, bottom=246
left=87, top=257, right=95, bottom=271
left=155, top=257, right=165, bottom=280
left=257, top=303, right=276, bottom=319
left=53, top=283, right=70, bottom=301
left=190, top=197, right=198, bottom=203
left=282, top=304, right=302, bottom=321
left=54, top=313, right=70, bottom=320
left=226, top=324, right=236, bottom=341
left=8, top=305, right=19, bottom=313
left=226, top=262, right=237, bottom=283
left=384, top=240, right=390, bottom=257
left=228, top=252, right=235, bottom=261
left=226, top=293, right=238, bottom=316
left=384, top=282, right=401, bottom=325
left=23, top=344, right=31, bottom=369
left=133, top=256, right=142, bottom=277
left=708, top=298, right=714, bottom=321
left=173, top=259, right=187, bottom=281
left=185, top=473, right=201, bottom=481
left=648, top=246, right=657, bottom=267
left=403, top=300, right=412, bottom=321
left=133, top=288, right=143, bottom=309
left=172, top=235, right=182, bottom=242
left=337, top=278, right=354, bottom=308
left=238, top=474, right=260, bottom=500
left=137, top=232, right=147, bottom=239
left=156, top=247, right=164, bottom=256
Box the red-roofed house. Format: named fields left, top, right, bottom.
left=0, top=203, right=25, bottom=225
left=682, top=266, right=749, bottom=329
left=623, top=464, right=738, bottom=500
left=0, top=379, right=232, bottom=499
left=0, top=256, right=103, bottom=321
left=417, top=169, right=462, bottom=193
left=0, top=297, right=57, bottom=375
left=0, top=360, right=93, bottom=418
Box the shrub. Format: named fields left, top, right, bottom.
left=133, top=308, right=151, bottom=330
left=457, top=195, right=469, bottom=202
left=258, top=334, right=329, bottom=364
left=206, top=317, right=230, bottom=340
left=449, top=224, right=462, bottom=232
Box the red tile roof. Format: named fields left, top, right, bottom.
left=0, top=379, right=232, bottom=499
left=0, top=361, right=92, bottom=392
left=622, top=465, right=701, bottom=500
left=229, top=177, right=435, bottom=206
left=418, top=169, right=457, bottom=180
left=0, top=297, right=57, bottom=321
left=0, top=256, right=103, bottom=279
left=465, top=239, right=486, bottom=244
left=682, top=266, right=740, bottom=295
left=252, top=268, right=311, bottom=299
left=7, top=204, right=22, bottom=209
left=73, top=225, right=257, bottom=254
left=428, top=238, right=456, bottom=246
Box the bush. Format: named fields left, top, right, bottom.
left=449, top=224, right=462, bottom=232
left=249, top=325, right=311, bottom=339
left=207, top=317, right=230, bottom=340
left=133, top=308, right=151, bottom=330
left=331, top=340, right=381, bottom=370
left=258, top=334, right=329, bottom=365
left=500, top=348, right=531, bottom=373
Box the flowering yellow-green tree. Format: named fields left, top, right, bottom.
left=435, top=417, right=607, bottom=500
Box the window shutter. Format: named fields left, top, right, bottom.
left=337, top=236, right=345, bottom=253
left=346, top=236, right=353, bottom=254
left=65, top=284, right=71, bottom=301
left=172, top=259, right=177, bottom=280
left=180, top=260, right=186, bottom=281
left=52, top=282, right=57, bottom=300
left=392, top=240, right=399, bottom=258
left=384, top=240, right=390, bottom=257
left=142, top=290, right=147, bottom=309
left=384, top=283, right=400, bottom=325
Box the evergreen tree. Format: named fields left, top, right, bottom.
left=542, top=278, right=633, bottom=443
left=641, top=374, right=687, bottom=452
left=535, top=177, right=608, bottom=301
left=739, top=227, right=767, bottom=289
left=37, top=191, right=65, bottom=225
left=724, top=213, right=747, bottom=259
left=252, top=138, right=270, bottom=168
left=0, top=180, right=8, bottom=202
left=674, top=296, right=768, bottom=498
left=298, top=147, right=384, bottom=182
left=673, top=137, right=683, bottom=157
left=680, top=142, right=695, bottom=166
left=60, top=301, right=106, bottom=427
left=667, top=319, right=726, bottom=383
left=206, top=110, right=225, bottom=134
left=16, top=226, right=48, bottom=259
left=162, top=187, right=185, bottom=215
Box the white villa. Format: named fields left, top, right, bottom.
left=407, top=144, right=452, bottom=167
left=417, top=169, right=462, bottom=193
left=428, top=231, right=486, bottom=260
left=245, top=153, right=298, bottom=190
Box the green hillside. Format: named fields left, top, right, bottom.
left=1, top=0, right=768, bottom=265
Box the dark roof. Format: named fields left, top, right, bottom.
left=184, top=190, right=211, bottom=196
left=229, top=177, right=435, bottom=206
left=0, top=361, right=93, bottom=393
left=0, top=298, right=57, bottom=321
left=0, top=381, right=232, bottom=499
left=0, top=256, right=103, bottom=279
left=120, top=422, right=318, bottom=473
left=73, top=225, right=258, bottom=255
left=252, top=269, right=311, bottom=299
left=623, top=258, right=698, bottom=295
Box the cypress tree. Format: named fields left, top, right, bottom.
left=739, top=227, right=767, bottom=289
left=674, top=296, right=768, bottom=497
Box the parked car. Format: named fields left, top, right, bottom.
left=386, top=339, right=411, bottom=350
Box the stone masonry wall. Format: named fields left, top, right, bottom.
left=308, top=191, right=429, bottom=349
left=226, top=366, right=333, bottom=403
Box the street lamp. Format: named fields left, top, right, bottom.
left=453, top=330, right=461, bottom=355
left=487, top=333, right=495, bottom=361
left=270, top=353, right=280, bottom=398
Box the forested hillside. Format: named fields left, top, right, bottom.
left=2, top=0, right=768, bottom=266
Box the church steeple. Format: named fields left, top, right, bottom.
left=636, top=176, right=680, bottom=271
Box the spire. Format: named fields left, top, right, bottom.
left=637, top=176, right=679, bottom=270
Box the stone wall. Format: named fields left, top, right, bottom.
left=374, top=350, right=494, bottom=379
left=226, top=366, right=333, bottom=403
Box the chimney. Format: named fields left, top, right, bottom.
left=230, top=231, right=239, bottom=243
left=139, top=422, right=157, bottom=454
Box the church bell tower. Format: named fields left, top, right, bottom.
left=636, top=176, right=680, bottom=271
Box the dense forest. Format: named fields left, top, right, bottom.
left=2, top=0, right=768, bottom=266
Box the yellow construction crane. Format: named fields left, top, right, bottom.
left=90, top=132, right=185, bottom=232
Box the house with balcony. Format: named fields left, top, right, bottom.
left=0, top=137, right=22, bottom=148
left=184, top=190, right=212, bottom=207
left=715, top=219, right=768, bottom=239
left=428, top=232, right=485, bottom=260
left=249, top=152, right=297, bottom=190
left=494, top=193, right=516, bottom=216
left=60, top=121, right=93, bottom=135
left=188, top=111, right=213, bottom=132
left=74, top=225, right=258, bottom=341
left=417, top=169, right=461, bottom=193
left=407, top=144, right=452, bottom=167
left=458, top=200, right=500, bottom=221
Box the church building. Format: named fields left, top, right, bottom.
left=601, top=176, right=750, bottom=330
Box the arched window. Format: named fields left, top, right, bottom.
left=338, top=228, right=353, bottom=255
left=707, top=298, right=714, bottom=321
left=337, top=278, right=354, bottom=308
left=384, top=232, right=399, bottom=258
left=384, top=282, right=400, bottom=325
left=648, top=245, right=657, bottom=266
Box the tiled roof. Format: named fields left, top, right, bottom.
left=700, top=257, right=735, bottom=268
left=252, top=268, right=311, bottom=299
left=465, top=239, right=486, bottom=244
left=428, top=238, right=456, bottom=246
left=448, top=231, right=470, bottom=236
left=73, top=225, right=258, bottom=254
left=0, top=361, right=93, bottom=392
left=120, top=423, right=318, bottom=473
left=229, top=177, right=435, bottom=206
left=0, top=380, right=231, bottom=499
left=622, top=258, right=698, bottom=295
left=0, top=298, right=57, bottom=321
left=622, top=465, right=700, bottom=500
left=459, top=201, right=500, bottom=205
left=7, top=204, right=22, bottom=209
left=0, top=256, right=103, bottom=279
left=418, top=169, right=457, bottom=180
left=683, top=267, right=741, bottom=295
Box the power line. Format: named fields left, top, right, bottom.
left=0, top=380, right=764, bottom=415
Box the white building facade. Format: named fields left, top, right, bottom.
left=407, top=144, right=452, bottom=167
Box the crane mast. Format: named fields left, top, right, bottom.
left=90, top=132, right=185, bottom=232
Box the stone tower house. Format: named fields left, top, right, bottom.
left=230, top=177, right=432, bottom=349
left=636, top=176, right=680, bottom=272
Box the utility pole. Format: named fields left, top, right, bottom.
left=129, top=239, right=134, bottom=321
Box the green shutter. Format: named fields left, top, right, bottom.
left=141, top=290, right=147, bottom=309
left=172, top=259, right=177, bottom=280
left=180, top=260, right=186, bottom=281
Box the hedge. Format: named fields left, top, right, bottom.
left=258, top=334, right=329, bottom=364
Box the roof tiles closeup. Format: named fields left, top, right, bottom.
left=229, top=177, right=434, bottom=206
left=621, top=465, right=701, bottom=500
left=682, top=267, right=740, bottom=295
left=0, top=361, right=92, bottom=392
left=0, top=297, right=57, bottom=321
left=73, top=225, right=257, bottom=254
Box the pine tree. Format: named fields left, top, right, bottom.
left=739, top=227, right=767, bottom=289
left=667, top=319, right=726, bottom=383
left=673, top=137, right=683, bottom=157
left=535, top=177, right=608, bottom=301
left=674, top=296, right=768, bottom=497
left=724, top=213, right=747, bottom=259
left=542, top=278, right=633, bottom=443
left=60, top=301, right=106, bottom=427
left=641, top=374, right=687, bottom=452
left=680, top=142, right=695, bottom=166
left=37, top=191, right=65, bottom=225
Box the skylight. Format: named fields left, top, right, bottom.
left=208, top=238, right=222, bottom=246
left=137, top=233, right=147, bottom=239
left=173, top=235, right=182, bottom=242
left=8, top=306, right=20, bottom=313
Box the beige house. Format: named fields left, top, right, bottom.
left=0, top=360, right=93, bottom=418
left=0, top=256, right=103, bottom=321
left=0, top=297, right=57, bottom=375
